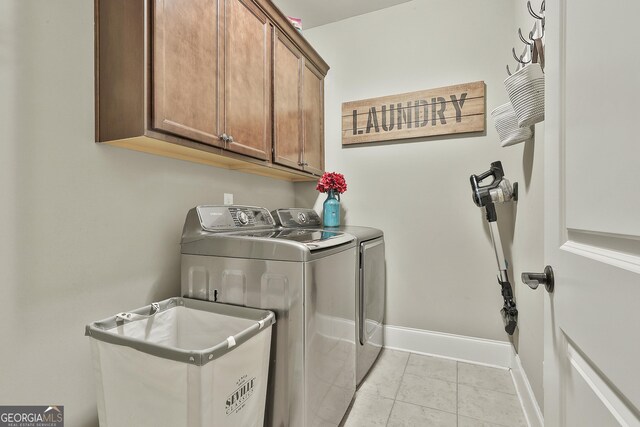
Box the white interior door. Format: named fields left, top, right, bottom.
left=545, top=0, right=640, bottom=426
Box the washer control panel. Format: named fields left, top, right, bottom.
left=236, top=210, right=250, bottom=225
left=196, top=205, right=274, bottom=231
left=271, top=208, right=322, bottom=228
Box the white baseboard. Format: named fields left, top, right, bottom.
left=383, top=325, right=543, bottom=426
left=384, top=324, right=512, bottom=368
left=510, top=347, right=544, bottom=427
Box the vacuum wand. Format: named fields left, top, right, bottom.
left=470, top=161, right=518, bottom=335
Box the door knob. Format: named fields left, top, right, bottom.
left=521, top=265, right=554, bottom=292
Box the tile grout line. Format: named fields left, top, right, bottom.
left=456, top=361, right=459, bottom=427
left=392, top=356, right=459, bottom=416
left=390, top=352, right=462, bottom=418
left=386, top=352, right=411, bottom=426
left=384, top=400, right=396, bottom=427
left=392, top=352, right=411, bottom=401
left=391, top=398, right=459, bottom=417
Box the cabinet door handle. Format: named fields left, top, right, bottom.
left=220, top=133, right=229, bottom=142
left=298, top=161, right=308, bottom=167
left=228, top=135, right=234, bottom=143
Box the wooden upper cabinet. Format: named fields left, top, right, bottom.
left=95, top=0, right=328, bottom=181
left=273, top=31, right=325, bottom=176
left=273, top=30, right=303, bottom=170
left=152, top=0, right=223, bottom=147
left=302, top=61, right=324, bottom=176
left=223, top=0, right=271, bottom=160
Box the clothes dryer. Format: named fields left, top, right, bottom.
left=271, top=208, right=385, bottom=387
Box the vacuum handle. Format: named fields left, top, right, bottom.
left=470, top=161, right=506, bottom=209
left=475, top=168, right=496, bottom=183
left=472, top=161, right=505, bottom=189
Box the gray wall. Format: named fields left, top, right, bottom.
left=291, top=0, right=544, bottom=409
left=0, top=1, right=295, bottom=426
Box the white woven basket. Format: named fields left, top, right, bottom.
left=504, top=63, right=545, bottom=127
left=491, top=102, right=533, bottom=147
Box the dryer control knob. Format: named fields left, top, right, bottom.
left=237, top=211, right=249, bottom=225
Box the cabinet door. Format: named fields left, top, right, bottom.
left=302, top=61, right=324, bottom=176
left=223, top=0, right=271, bottom=160
left=152, top=0, right=223, bottom=147
left=273, top=31, right=303, bottom=170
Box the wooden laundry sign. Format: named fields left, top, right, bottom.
left=342, top=81, right=486, bottom=145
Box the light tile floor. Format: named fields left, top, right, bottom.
left=343, top=349, right=527, bottom=427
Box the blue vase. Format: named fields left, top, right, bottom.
left=323, top=189, right=340, bottom=227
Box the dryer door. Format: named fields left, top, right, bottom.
left=359, top=238, right=385, bottom=346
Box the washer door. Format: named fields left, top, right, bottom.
left=359, top=238, right=385, bottom=346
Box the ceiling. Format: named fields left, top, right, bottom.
left=272, top=0, right=412, bottom=29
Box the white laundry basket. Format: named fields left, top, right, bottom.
left=85, top=297, right=275, bottom=427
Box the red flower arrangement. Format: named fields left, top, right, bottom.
left=316, top=172, right=347, bottom=194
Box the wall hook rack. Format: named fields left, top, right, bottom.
left=527, top=1, right=544, bottom=20
left=512, top=48, right=531, bottom=65
left=519, top=28, right=534, bottom=46
left=506, top=1, right=545, bottom=76
left=527, top=0, right=545, bottom=31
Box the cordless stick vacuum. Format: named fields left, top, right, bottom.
left=470, top=161, right=519, bottom=335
